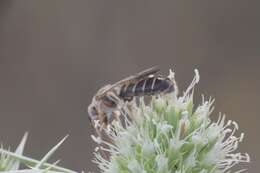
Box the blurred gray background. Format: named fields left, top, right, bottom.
left=0, top=0, right=259, bottom=172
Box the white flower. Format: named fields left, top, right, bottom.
left=127, top=159, right=143, bottom=173
left=92, top=69, right=250, bottom=173
left=155, top=154, right=169, bottom=173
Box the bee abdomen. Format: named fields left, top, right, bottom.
left=119, top=77, right=174, bottom=100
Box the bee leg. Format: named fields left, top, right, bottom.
left=108, top=110, right=123, bottom=128
left=118, top=103, right=135, bottom=127
left=91, top=121, right=111, bottom=161
left=106, top=92, right=121, bottom=104
left=168, top=69, right=179, bottom=96
left=106, top=92, right=134, bottom=125
left=105, top=92, right=131, bottom=120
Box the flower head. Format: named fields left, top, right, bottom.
left=92, top=69, right=250, bottom=173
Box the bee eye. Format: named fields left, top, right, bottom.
left=88, top=105, right=98, bottom=120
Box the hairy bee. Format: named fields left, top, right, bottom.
left=88, top=67, right=175, bottom=129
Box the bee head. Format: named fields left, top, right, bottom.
left=88, top=102, right=98, bottom=121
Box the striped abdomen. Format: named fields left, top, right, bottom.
left=119, top=77, right=174, bottom=100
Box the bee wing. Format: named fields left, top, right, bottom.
left=113, top=66, right=160, bottom=86
left=98, top=66, right=160, bottom=97
left=134, top=66, right=160, bottom=80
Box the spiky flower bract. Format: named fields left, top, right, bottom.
left=0, top=133, right=76, bottom=173
left=92, top=69, right=250, bottom=173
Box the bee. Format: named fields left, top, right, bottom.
left=88, top=67, right=175, bottom=129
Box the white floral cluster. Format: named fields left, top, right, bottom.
left=92, top=70, right=250, bottom=173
